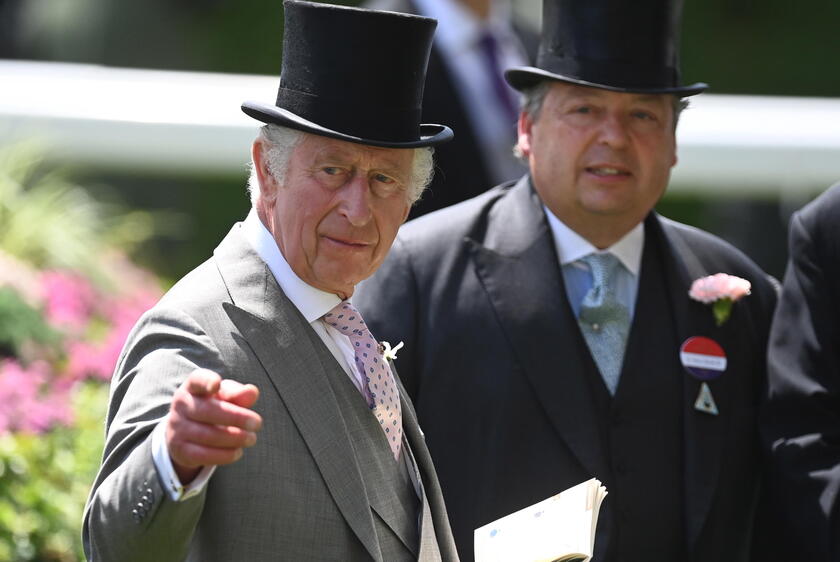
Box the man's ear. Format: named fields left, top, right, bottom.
left=251, top=139, right=276, bottom=199
left=516, top=112, right=534, bottom=159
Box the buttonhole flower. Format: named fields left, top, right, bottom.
left=689, top=273, right=751, bottom=326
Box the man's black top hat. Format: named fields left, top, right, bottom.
left=242, top=0, right=453, bottom=148
left=505, top=0, right=707, bottom=96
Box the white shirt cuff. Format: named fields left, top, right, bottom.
left=151, top=418, right=216, bottom=501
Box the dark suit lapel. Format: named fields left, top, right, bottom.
left=469, top=177, right=610, bottom=479
left=652, top=215, right=734, bottom=549
left=212, top=224, right=383, bottom=562
left=396, top=368, right=458, bottom=562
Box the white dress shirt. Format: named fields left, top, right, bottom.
left=414, top=0, right=528, bottom=184
left=153, top=211, right=374, bottom=501
left=543, top=205, right=645, bottom=319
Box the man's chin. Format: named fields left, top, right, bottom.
left=312, top=270, right=371, bottom=298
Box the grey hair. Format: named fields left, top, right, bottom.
left=520, top=81, right=553, bottom=123
left=246, top=125, right=304, bottom=206
left=512, top=82, right=551, bottom=160
left=247, top=125, right=434, bottom=206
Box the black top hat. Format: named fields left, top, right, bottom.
left=242, top=0, right=453, bottom=148
left=505, top=0, right=707, bottom=96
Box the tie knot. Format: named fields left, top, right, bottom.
left=323, top=301, right=369, bottom=341
left=581, top=253, right=621, bottom=289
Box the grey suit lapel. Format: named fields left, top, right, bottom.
left=653, top=216, right=734, bottom=550
left=469, top=177, right=611, bottom=480
left=212, top=224, right=383, bottom=562
left=315, top=343, right=420, bottom=556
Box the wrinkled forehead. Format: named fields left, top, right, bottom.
left=296, top=134, right=415, bottom=172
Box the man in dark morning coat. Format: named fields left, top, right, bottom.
left=763, top=182, right=840, bottom=561
left=82, top=2, right=460, bottom=560
left=365, top=0, right=538, bottom=219
left=355, top=0, right=778, bottom=560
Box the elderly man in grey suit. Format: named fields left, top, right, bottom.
left=82, top=2, right=458, bottom=560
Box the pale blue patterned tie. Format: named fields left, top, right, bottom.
left=577, top=253, right=631, bottom=395
left=323, top=301, right=402, bottom=459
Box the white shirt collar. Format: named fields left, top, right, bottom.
left=414, top=0, right=516, bottom=52
left=241, top=210, right=342, bottom=323
left=543, top=205, right=645, bottom=276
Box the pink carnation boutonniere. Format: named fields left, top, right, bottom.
left=689, top=273, right=751, bottom=326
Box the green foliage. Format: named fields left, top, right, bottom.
left=0, top=288, right=61, bottom=358
left=0, top=145, right=164, bottom=561
left=0, top=382, right=108, bottom=561
left=0, top=144, right=159, bottom=290
left=682, top=0, right=840, bottom=96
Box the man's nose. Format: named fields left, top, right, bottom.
left=338, top=174, right=373, bottom=226
left=598, top=113, right=630, bottom=148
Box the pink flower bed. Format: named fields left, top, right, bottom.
left=0, top=251, right=162, bottom=434
left=0, top=359, right=73, bottom=433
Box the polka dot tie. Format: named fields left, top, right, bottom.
left=323, top=301, right=402, bottom=460
left=577, top=253, right=631, bottom=395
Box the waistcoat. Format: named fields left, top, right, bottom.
left=584, top=235, right=686, bottom=562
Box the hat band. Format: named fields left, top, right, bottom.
left=276, top=87, right=421, bottom=143
left=537, top=54, right=681, bottom=91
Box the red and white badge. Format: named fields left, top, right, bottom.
left=680, top=336, right=727, bottom=381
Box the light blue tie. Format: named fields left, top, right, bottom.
left=577, top=253, right=631, bottom=395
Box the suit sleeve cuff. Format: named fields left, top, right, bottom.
left=151, top=418, right=216, bottom=502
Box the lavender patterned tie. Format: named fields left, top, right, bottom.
left=323, top=301, right=403, bottom=460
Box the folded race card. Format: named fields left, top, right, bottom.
left=474, top=478, right=608, bottom=562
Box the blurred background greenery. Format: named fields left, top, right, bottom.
left=0, top=0, right=838, bottom=559
left=0, top=144, right=162, bottom=559
left=6, top=0, right=840, bottom=97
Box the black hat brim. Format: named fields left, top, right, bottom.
left=505, top=66, right=708, bottom=97
left=242, top=101, right=454, bottom=149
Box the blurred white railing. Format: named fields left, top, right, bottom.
left=2, top=59, right=839, bottom=195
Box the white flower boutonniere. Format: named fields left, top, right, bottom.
left=379, top=341, right=404, bottom=361
left=689, top=273, right=751, bottom=326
